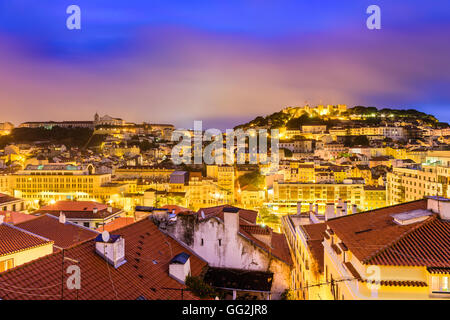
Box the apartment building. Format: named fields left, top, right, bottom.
left=35, top=200, right=125, bottom=229
left=8, top=163, right=115, bottom=204
left=271, top=181, right=364, bottom=214
left=349, top=126, right=405, bottom=140
left=387, top=165, right=449, bottom=205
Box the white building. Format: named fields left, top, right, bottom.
left=165, top=205, right=292, bottom=299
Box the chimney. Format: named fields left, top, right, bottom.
left=325, top=203, right=335, bottom=220
left=0, top=215, right=4, bottom=224
left=107, top=206, right=113, bottom=213
left=297, top=202, right=302, bottom=215
left=309, top=203, right=313, bottom=212
left=169, top=252, right=191, bottom=283
left=343, top=201, right=348, bottom=215
left=93, top=207, right=98, bottom=214
left=314, top=204, right=319, bottom=214
left=59, top=212, right=66, bottom=224
left=351, top=204, right=358, bottom=215
left=223, top=207, right=239, bottom=232
left=95, top=231, right=126, bottom=268
left=427, top=196, right=450, bottom=220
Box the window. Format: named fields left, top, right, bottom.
left=0, top=259, right=14, bottom=273
left=83, top=222, right=90, bottom=228
left=431, top=276, right=450, bottom=293
left=201, top=239, right=204, bottom=246
left=218, top=239, right=222, bottom=246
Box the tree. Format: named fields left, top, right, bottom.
left=353, top=135, right=370, bottom=146
left=238, top=170, right=265, bottom=189
left=185, top=275, right=217, bottom=299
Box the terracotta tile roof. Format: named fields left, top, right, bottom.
left=197, top=205, right=258, bottom=224
left=37, top=201, right=122, bottom=220
left=240, top=225, right=271, bottom=235
left=161, top=205, right=191, bottom=215
left=427, top=267, right=450, bottom=274
left=302, top=223, right=326, bottom=240
left=16, top=215, right=98, bottom=249
left=307, top=242, right=323, bottom=269
left=239, top=226, right=292, bottom=266
left=327, top=199, right=450, bottom=268
left=300, top=223, right=326, bottom=273
left=365, top=215, right=450, bottom=267
left=96, top=217, right=135, bottom=233
left=0, top=212, right=37, bottom=225
left=0, top=223, right=52, bottom=257
left=0, top=219, right=207, bottom=300
left=0, top=193, right=21, bottom=205
left=39, top=201, right=107, bottom=212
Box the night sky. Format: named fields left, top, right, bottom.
left=1, top=1, right=449, bottom=129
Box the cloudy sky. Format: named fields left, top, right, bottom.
left=0, top=1, right=449, bottom=129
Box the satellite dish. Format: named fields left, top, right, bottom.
left=102, top=231, right=110, bottom=242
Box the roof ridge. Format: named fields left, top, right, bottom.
left=327, top=198, right=427, bottom=222
left=14, top=214, right=43, bottom=225
left=3, top=222, right=54, bottom=243
left=363, top=214, right=438, bottom=265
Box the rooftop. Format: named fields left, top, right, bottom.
left=16, top=214, right=98, bottom=249
left=326, top=199, right=450, bottom=268
left=0, top=219, right=207, bottom=300
left=0, top=223, right=53, bottom=257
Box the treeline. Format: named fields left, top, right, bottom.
left=0, top=127, right=93, bottom=148
left=344, top=106, right=439, bottom=124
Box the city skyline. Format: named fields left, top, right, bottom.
left=1, top=1, right=450, bottom=303
left=1, top=1, right=450, bottom=129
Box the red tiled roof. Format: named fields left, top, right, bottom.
left=39, top=201, right=107, bottom=212
left=365, top=215, right=450, bottom=267
left=0, top=193, right=21, bottom=205
left=327, top=199, right=450, bottom=268
left=240, top=225, right=271, bottom=235
left=302, top=223, right=326, bottom=240
left=0, top=224, right=52, bottom=257
left=197, top=205, right=258, bottom=224
left=300, top=223, right=326, bottom=273
left=37, top=201, right=122, bottom=220
left=0, top=219, right=207, bottom=300
left=0, top=212, right=37, bottom=225
left=16, top=215, right=98, bottom=249
left=239, top=225, right=292, bottom=266
left=161, top=205, right=191, bottom=215
left=96, top=217, right=135, bottom=233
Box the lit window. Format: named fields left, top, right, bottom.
left=0, top=259, right=14, bottom=272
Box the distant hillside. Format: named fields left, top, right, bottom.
left=235, top=105, right=444, bottom=130
left=0, top=127, right=93, bottom=148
